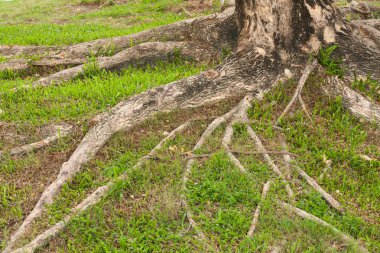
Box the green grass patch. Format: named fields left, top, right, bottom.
left=0, top=61, right=206, bottom=125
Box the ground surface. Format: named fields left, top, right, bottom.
left=0, top=0, right=379, bottom=252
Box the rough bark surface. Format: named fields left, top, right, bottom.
left=0, top=9, right=237, bottom=59
left=32, top=41, right=216, bottom=87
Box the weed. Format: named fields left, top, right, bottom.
left=317, top=45, right=344, bottom=78
left=352, top=75, right=380, bottom=102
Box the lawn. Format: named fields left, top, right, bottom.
left=0, top=0, right=379, bottom=252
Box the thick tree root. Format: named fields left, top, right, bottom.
left=352, top=19, right=380, bottom=30
left=7, top=122, right=190, bottom=253
left=4, top=52, right=277, bottom=253
left=0, top=9, right=236, bottom=60
left=279, top=202, right=368, bottom=253
left=247, top=181, right=271, bottom=237
left=0, top=58, right=87, bottom=73
left=0, top=60, right=29, bottom=72
left=0, top=124, right=72, bottom=157
left=12, top=41, right=214, bottom=90
left=324, top=76, right=380, bottom=122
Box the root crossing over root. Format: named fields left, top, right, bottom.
left=9, top=122, right=190, bottom=253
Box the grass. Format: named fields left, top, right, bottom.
left=2, top=77, right=378, bottom=252
left=0, top=0, right=214, bottom=46
left=1, top=0, right=379, bottom=252
left=0, top=61, right=207, bottom=125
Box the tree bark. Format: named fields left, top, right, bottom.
left=235, top=0, right=343, bottom=54
left=234, top=0, right=379, bottom=77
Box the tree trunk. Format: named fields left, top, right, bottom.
left=235, top=0, right=342, bottom=54
left=234, top=0, right=379, bottom=77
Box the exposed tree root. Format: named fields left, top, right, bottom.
left=283, top=153, right=344, bottom=213
left=279, top=202, right=368, bottom=253
left=5, top=51, right=279, bottom=252
left=247, top=181, right=271, bottom=237
left=281, top=142, right=292, bottom=181
left=232, top=150, right=297, bottom=157
left=2, top=0, right=379, bottom=250
left=0, top=58, right=87, bottom=73
left=318, top=155, right=332, bottom=181
left=2, top=124, right=73, bottom=157
left=246, top=125, right=294, bottom=199
left=7, top=122, right=190, bottom=253
left=0, top=46, right=59, bottom=58
left=180, top=95, right=260, bottom=251
left=276, top=60, right=318, bottom=125
left=324, top=76, right=380, bottom=122
left=4, top=51, right=278, bottom=253
left=298, top=95, right=312, bottom=121
left=222, top=123, right=248, bottom=173
left=352, top=19, right=380, bottom=30
left=0, top=60, right=29, bottom=72
left=13, top=41, right=215, bottom=90
left=270, top=244, right=283, bottom=253
left=336, top=24, right=380, bottom=78
left=0, top=9, right=236, bottom=59
left=192, top=96, right=253, bottom=150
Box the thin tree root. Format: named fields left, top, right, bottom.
left=276, top=59, right=318, bottom=125
left=318, top=154, right=332, bottom=181
left=279, top=202, right=368, bottom=253
left=282, top=149, right=344, bottom=213
left=180, top=95, right=256, bottom=252
left=298, top=95, right=312, bottom=121
left=281, top=141, right=293, bottom=180
left=7, top=121, right=190, bottom=253
left=247, top=181, right=271, bottom=237
left=0, top=124, right=73, bottom=157
left=182, top=150, right=296, bottom=160
left=246, top=125, right=294, bottom=199
left=270, top=244, right=283, bottom=253
left=193, top=95, right=252, bottom=150
left=222, top=123, right=248, bottom=173
left=232, top=150, right=297, bottom=157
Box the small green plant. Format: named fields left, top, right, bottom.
left=352, top=75, right=380, bottom=102
left=317, top=45, right=344, bottom=78
left=0, top=69, right=19, bottom=80
left=95, top=43, right=116, bottom=57
left=82, top=55, right=101, bottom=77
left=0, top=56, right=7, bottom=63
